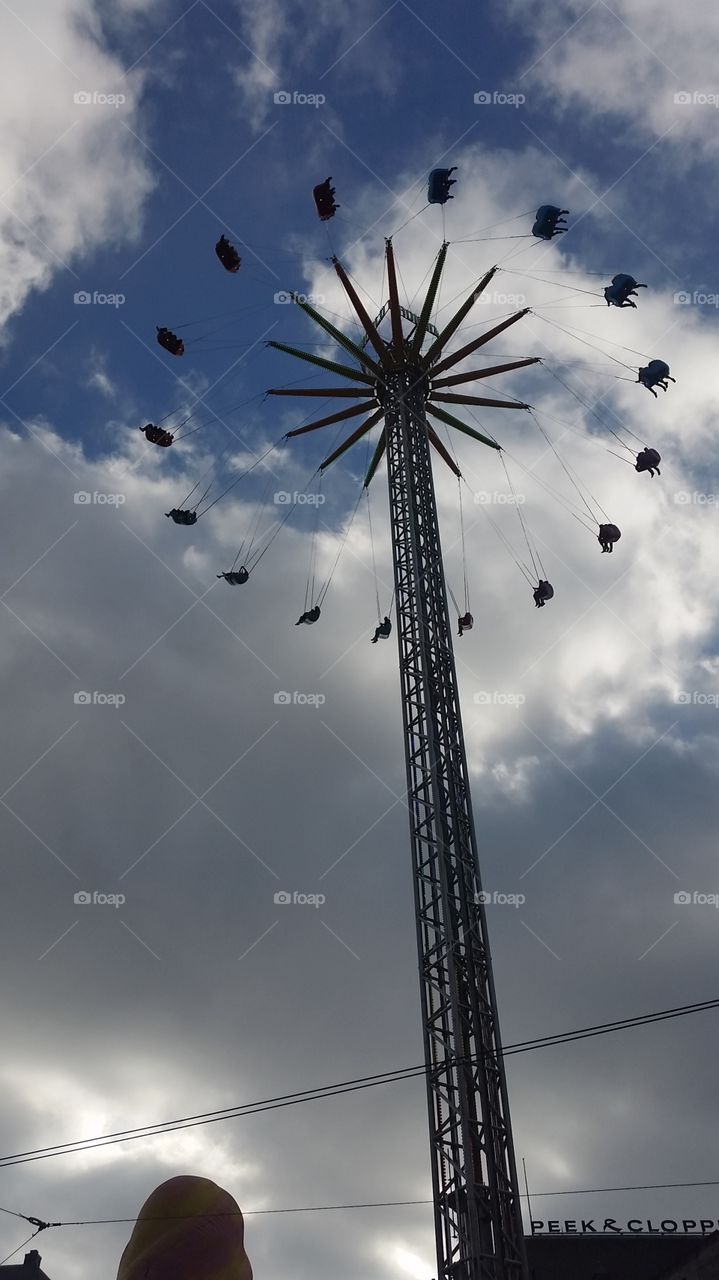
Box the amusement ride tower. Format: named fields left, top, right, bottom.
left=268, top=239, right=539, bottom=1280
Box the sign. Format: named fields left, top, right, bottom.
left=530, top=1219, right=719, bottom=1236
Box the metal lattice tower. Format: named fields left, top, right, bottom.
left=268, top=240, right=540, bottom=1280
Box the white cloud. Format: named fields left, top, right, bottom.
left=511, top=0, right=719, bottom=157
left=0, top=0, right=154, bottom=333
left=86, top=348, right=118, bottom=398
left=296, top=139, right=719, bottom=747
left=229, top=0, right=396, bottom=131
left=2, top=38, right=719, bottom=1279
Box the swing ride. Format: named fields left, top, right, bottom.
left=135, top=173, right=680, bottom=1280
left=145, top=192, right=675, bottom=640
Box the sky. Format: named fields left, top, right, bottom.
left=1, top=1, right=719, bottom=1278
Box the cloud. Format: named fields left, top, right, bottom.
left=229, top=0, right=396, bottom=131
left=2, top=28, right=719, bottom=1280
left=0, top=0, right=154, bottom=333
left=86, top=348, right=118, bottom=398
left=510, top=0, right=719, bottom=158
left=1, top=384, right=719, bottom=1274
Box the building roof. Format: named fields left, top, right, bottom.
left=0, top=1251, right=52, bottom=1280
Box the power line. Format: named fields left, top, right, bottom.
left=6, top=1179, right=719, bottom=1238
left=0, top=998, right=717, bottom=1171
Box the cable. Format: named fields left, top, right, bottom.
left=9, top=1178, right=719, bottom=1236
left=246, top=464, right=320, bottom=573
left=1, top=1232, right=42, bottom=1266
left=542, top=364, right=648, bottom=450
left=470, top=483, right=536, bottom=588
left=317, top=486, right=364, bottom=607
left=229, top=474, right=275, bottom=571
left=453, top=208, right=537, bottom=241
left=391, top=202, right=431, bottom=238
left=458, top=479, right=470, bottom=613
left=537, top=312, right=655, bottom=362
left=532, top=312, right=639, bottom=373
left=532, top=404, right=637, bottom=461
left=528, top=411, right=610, bottom=526
left=1, top=998, right=717, bottom=1172
left=500, top=449, right=596, bottom=536
left=366, top=487, right=382, bottom=622
left=498, top=454, right=544, bottom=582
left=197, top=438, right=284, bottom=518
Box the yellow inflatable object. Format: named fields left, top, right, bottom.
left=117, top=1175, right=252, bottom=1280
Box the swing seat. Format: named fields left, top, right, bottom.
left=218, top=568, right=249, bottom=585
left=533, top=580, right=554, bottom=607
left=142, top=424, right=174, bottom=447
left=296, top=606, right=321, bottom=625
left=634, top=447, right=661, bottom=474
left=166, top=508, right=197, bottom=526
left=156, top=327, right=185, bottom=356
left=372, top=617, right=392, bottom=642
left=313, top=178, right=339, bottom=221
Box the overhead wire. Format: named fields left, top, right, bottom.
left=0, top=998, right=717, bottom=1173
left=7, top=1176, right=719, bottom=1243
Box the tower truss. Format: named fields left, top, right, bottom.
left=268, top=240, right=539, bottom=1280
